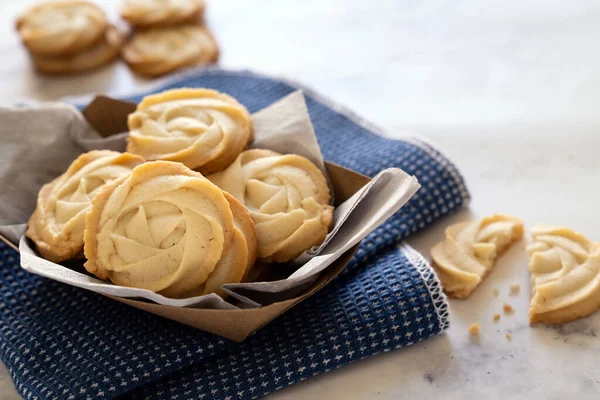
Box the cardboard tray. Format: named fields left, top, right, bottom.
left=2, top=96, right=370, bottom=342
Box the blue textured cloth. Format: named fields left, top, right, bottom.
left=0, top=69, right=469, bottom=399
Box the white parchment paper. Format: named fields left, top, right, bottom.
left=1, top=91, right=420, bottom=309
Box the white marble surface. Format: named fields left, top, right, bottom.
left=1, top=0, right=600, bottom=399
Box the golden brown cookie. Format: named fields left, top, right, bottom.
left=16, top=0, right=108, bottom=56
left=26, top=151, right=145, bottom=263
left=83, top=161, right=257, bottom=298
left=208, top=149, right=334, bottom=263
left=30, top=25, right=124, bottom=75
left=122, top=24, right=219, bottom=77
left=127, top=88, right=253, bottom=175
left=196, top=192, right=258, bottom=297
left=431, top=214, right=524, bottom=299
left=120, top=0, right=205, bottom=27
left=527, top=225, right=600, bottom=324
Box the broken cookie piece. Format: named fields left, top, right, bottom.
left=431, top=214, right=524, bottom=298
left=468, top=323, right=480, bottom=335
left=527, top=225, right=600, bottom=324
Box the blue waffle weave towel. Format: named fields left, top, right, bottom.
left=0, top=69, right=469, bottom=400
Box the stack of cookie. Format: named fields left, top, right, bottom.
left=120, top=0, right=219, bottom=77
left=15, top=1, right=123, bottom=75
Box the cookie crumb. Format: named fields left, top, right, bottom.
left=493, top=314, right=501, bottom=322
left=492, top=288, right=499, bottom=297
left=506, top=333, right=512, bottom=340
left=510, top=283, right=520, bottom=295
left=503, top=303, right=513, bottom=313
left=468, top=323, right=480, bottom=335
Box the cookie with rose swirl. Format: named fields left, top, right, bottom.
left=126, top=88, right=253, bottom=175
left=83, top=161, right=257, bottom=298
left=16, top=0, right=108, bottom=56
left=208, top=149, right=334, bottom=263
left=120, top=0, right=205, bottom=27
left=26, top=150, right=146, bottom=263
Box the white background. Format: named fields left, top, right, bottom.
left=1, top=1, right=599, bottom=399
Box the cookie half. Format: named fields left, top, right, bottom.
left=431, top=214, right=524, bottom=298
left=527, top=225, right=600, bottom=324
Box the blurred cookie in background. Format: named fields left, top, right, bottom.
left=15, top=0, right=219, bottom=78
left=16, top=0, right=108, bottom=56
left=30, top=25, right=125, bottom=75
left=122, top=24, right=219, bottom=77
left=120, top=0, right=205, bottom=28
left=15, top=0, right=125, bottom=75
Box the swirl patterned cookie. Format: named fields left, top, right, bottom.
left=122, top=24, right=219, bottom=77
left=83, top=161, right=257, bottom=298
left=127, top=88, right=253, bottom=175
left=121, top=0, right=205, bottom=27
left=431, top=214, right=524, bottom=299
left=16, top=0, right=108, bottom=56
left=208, top=149, right=334, bottom=263
left=527, top=225, right=600, bottom=324
left=30, top=25, right=124, bottom=75
left=26, top=151, right=145, bottom=263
